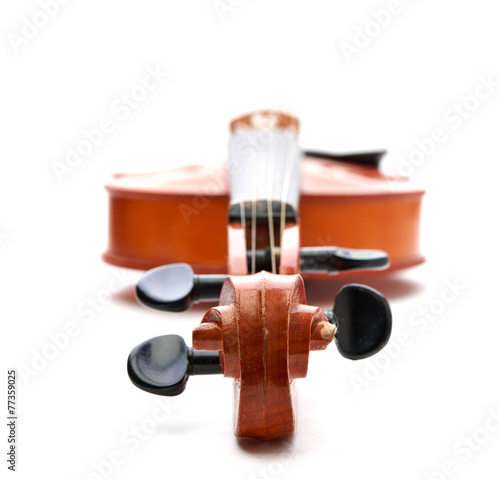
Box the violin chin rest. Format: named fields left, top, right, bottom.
left=333, top=284, right=392, bottom=360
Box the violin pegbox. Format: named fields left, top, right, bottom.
left=128, top=268, right=393, bottom=440
left=192, top=271, right=335, bottom=441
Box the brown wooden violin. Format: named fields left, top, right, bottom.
left=105, top=111, right=424, bottom=440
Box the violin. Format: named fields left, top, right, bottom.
left=104, top=110, right=424, bottom=440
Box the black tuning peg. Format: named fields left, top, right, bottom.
left=325, top=284, right=392, bottom=360
left=136, top=263, right=226, bottom=312
left=127, top=335, right=222, bottom=396
left=300, top=247, right=389, bottom=274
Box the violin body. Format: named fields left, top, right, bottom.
left=104, top=157, right=424, bottom=275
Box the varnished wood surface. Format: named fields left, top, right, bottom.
left=192, top=272, right=334, bottom=440
left=103, top=157, right=424, bottom=273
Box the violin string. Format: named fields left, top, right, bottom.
left=251, top=146, right=257, bottom=275
left=279, top=130, right=295, bottom=255
left=239, top=200, right=246, bottom=270
left=266, top=128, right=278, bottom=274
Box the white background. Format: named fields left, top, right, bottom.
left=1, top=1, right=500, bottom=478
